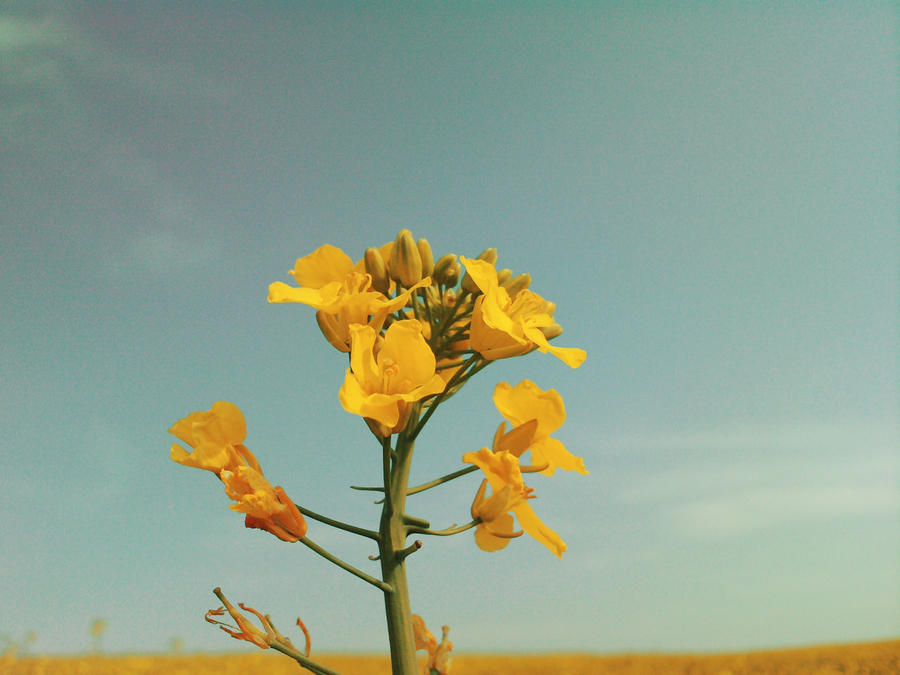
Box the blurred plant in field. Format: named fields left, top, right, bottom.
left=0, top=630, right=36, bottom=663
left=89, top=618, right=107, bottom=653
left=167, top=231, right=587, bottom=675
left=168, top=637, right=184, bottom=654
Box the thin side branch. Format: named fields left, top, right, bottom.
left=296, top=505, right=380, bottom=541
left=406, top=465, right=478, bottom=496
left=408, top=520, right=479, bottom=537
left=298, top=537, right=392, bottom=593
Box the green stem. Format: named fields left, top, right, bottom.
left=296, top=505, right=380, bottom=541
left=297, top=537, right=391, bottom=592
left=406, top=465, right=478, bottom=496
left=409, top=519, right=479, bottom=537
left=269, top=640, right=344, bottom=675
left=378, top=417, right=421, bottom=675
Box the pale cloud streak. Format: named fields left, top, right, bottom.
left=610, top=419, right=899, bottom=540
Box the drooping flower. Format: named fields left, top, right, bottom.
left=462, top=447, right=566, bottom=558
left=493, top=380, right=588, bottom=476
left=268, top=244, right=429, bottom=352
left=469, top=479, right=524, bottom=552
left=459, top=256, right=586, bottom=368
left=339, top=320, right=446, bottom=436
left=413, top=615, right=453, bottom=674
left=169, top=402, right=307, bottom=542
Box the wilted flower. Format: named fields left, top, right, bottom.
left=413, top=615, right=453, bottom=674
left=169, top=402, right=307, bottom=542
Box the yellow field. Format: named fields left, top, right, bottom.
left=2, top=640, right=898, bottom=674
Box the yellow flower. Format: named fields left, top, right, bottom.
left=169, top=402, right=307, bottom=542
left=459, top=256, right=586, bottom=368
left=169, top=401, right=257, bottom=474
left=493, top=380, right=588, bottom=476
left=462, top=447, right=566, bottom=558
left=268, top=244, right=429, bottom=351
left=339, top=320, right=446, bottom=436
left=413, top=615, right=453, bottom=675
left=469, top=479, right=524, bottom=552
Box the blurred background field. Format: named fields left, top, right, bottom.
left=2, top=640, right=898, bottom=674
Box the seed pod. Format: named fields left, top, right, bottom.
left=389, top=229, right=423, bottom=287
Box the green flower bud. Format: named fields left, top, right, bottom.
left=503, top=273, right=531, bottom=299
left=316, top=310, right=349, bottom=352
left=433, top=253, right=461, bottom=287
left=417, top=238, right=435, bottom=278
left=364, top=247, right=391, bottom=294
left=496, top=268, right=513, bottom=285
left=389, top=229, right=423, bottom=287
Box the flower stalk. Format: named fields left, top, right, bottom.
left=170, top=230, right=589, bottom=675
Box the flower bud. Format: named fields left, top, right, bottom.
left=461, top=248, right=497, bottom=293
left=433, top=254, right=460, bottom=287
left=364, top=247, right=391, bottom=295
left=496, top=268, right=513, bottom=285
left=503, top=273, right=531, bottom=299
left=417, top=238, right=434, bottom=278
left=316, top=311, right=349, bottom=352
left=389, top=229, right=423, bottom=287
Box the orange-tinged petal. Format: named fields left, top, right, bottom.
left=289, top=244, right=355, bottom=288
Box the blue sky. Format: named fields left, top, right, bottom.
left=2, top=1, right=897, bottom=656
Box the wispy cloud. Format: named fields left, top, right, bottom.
left=2, top=7, right=225, bottom=274
left=610, top=419, right=899, bottom=539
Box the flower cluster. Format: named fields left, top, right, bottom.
left=268, top=230, right=585, bottom=436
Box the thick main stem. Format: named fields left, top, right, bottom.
left=378, top=425, right=419, bottom=675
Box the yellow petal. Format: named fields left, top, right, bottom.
left=338, top=369, right=401, bottom=428
left=493, top=381, right=565, bottom=437
left=347, top=324, right=381, bottom=392
left=289, top=244, right=354, bottom=288
left=459, top=256, right=500, bottom=295
left=379, top=320, right=437, bottom=393
left=523, top=325, right=587, bottom=368
left=512, top=501, right=567, bottom=558
left=474, top=518, right=514, bottom=552
left=532, top=437, right=589, bottom=476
